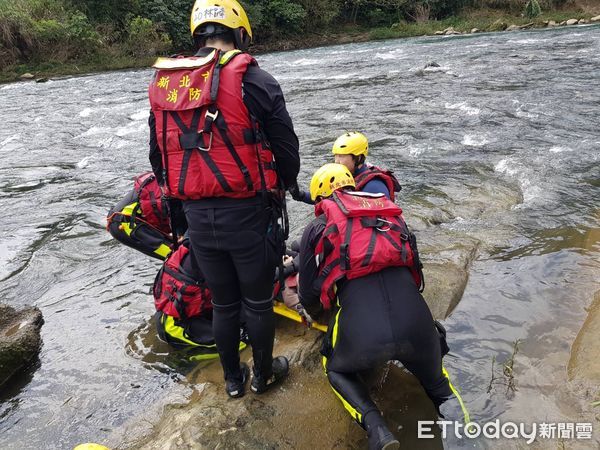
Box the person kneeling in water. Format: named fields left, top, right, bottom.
left=297, top=164, right=452, bottom=450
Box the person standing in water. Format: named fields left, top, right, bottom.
left=148, top=0, right=301, bottom=398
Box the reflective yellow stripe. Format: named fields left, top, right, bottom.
left=331, top=304, right=341, bottom=348
left=154, top=243, right=172, bottom=259
left=442, top=366, right=471, bottom=425
left=162, top=314, right=246, bottom=352
left=118, top=202, right=140, bottom=237
left=219, top=49, right=241, bottom=66
left=331, top=385, right=363, bottom=424
left=164, top=315, right=215, bottom=348
left=321, top=302, right=364, bottom=423
left=117, top=202, right=172, bottom=258
left=188, top=352, right=220, bottom=361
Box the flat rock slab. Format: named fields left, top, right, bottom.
left=0, top=304, right=44, bottom=387
left=121, top=322, right=442, bottom=450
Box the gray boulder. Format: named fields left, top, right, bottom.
left=0, top=304, right=44, bottom=387
left=506, top=24, right=521, bottom=32
left=566, top=19, right=579, bottom=26
left=568, top=291, right=600, bottom=382
left=19, top=73, right=34, bottom=80
left=591, top=15, right=600, bottom=22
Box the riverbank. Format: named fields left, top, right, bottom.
left=5, top=8, right=600, bottom=84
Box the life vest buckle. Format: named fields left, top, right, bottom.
left=376, top=218, right=392, bottom=232
left=197, top=131, right=213, bottom=152
left=205, top=109, right=219, bottom=122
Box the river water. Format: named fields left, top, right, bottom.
left=1, top=25, right=599, bottom=449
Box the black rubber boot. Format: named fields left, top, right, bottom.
left=365, top=410, right=400, bottom=450
left=250, top=356, right=289, bottom=394
left=225, top=363, right=249, bottom=398
left=367, top=425, right=400, bottom=450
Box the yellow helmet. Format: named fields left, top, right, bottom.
left=309, top=163, right=355, bottom=201
left=73, top=445, right=110, bottom=450
left=332, top=131, right=369, bottom=157
left=190, top=0, right=253, bottom=40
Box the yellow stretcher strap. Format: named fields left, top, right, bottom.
left=273, top=302, right=328, bottom=333
left=442, top=366, right=471, bottom=425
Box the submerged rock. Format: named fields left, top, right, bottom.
left=0, top=304, right=44, bottom=387
left=568, top=290, right=600, bottom=382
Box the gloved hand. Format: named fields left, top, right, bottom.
left=288, top=182, right=307, bottom=202
left=293, top=303, right=314, bottom=327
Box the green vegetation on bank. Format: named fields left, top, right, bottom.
left=1, top=0, right=598, bottom=83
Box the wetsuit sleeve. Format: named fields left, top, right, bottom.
left=298, top=217, right=326, bottom=317
left=148, top=111, right=164, bottom=186
left=300, top=190, right=315, bottom=205
left=243, top=65, right=300, bottom=189
left=361, top=178, right=390, bottom=199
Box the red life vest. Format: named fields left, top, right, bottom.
left=153, top=241, right=212, bottom=320
left=314, top=190, right=423, bottom=309
left=148, top=50, right=278, bottom=200
left=134, top=172, right=171, bottom=234
left=354, top=165, right=402, bottom=201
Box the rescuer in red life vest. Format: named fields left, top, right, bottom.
left=297, top=164, right=452, bottom=450
left=292, top=131, right=401, bottom=205
left=147, top=0, right=301, bottom=398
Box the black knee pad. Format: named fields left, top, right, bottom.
left=211, top=299, right=241, bottom=311
left=242, top=296, right=273, bottom=313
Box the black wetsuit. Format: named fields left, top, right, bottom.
left=149, top=48, right=300, bottom=382
left=298, top=216, right=452, bottom=428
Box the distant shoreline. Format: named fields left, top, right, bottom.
left=5, top=10, right=599, bottom=85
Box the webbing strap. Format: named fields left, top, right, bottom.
left=148, top=190, right=162, bottom=221
left=210, top=53, right=223, bottom=102
left=361, top=228, right=378, bottom=268
left=324, top=224, right=339, bottom=237
left=161, top=111, right=169, bottom=187
left=332, top=192, right=349, bottom=215
left=379, top=231, right=406, bottom=262
left=163, top=265, right=198, bottom=286
left=168, top=109, right=232, bottom=193
left=172, top=287, right=188, bottom=320
left=249, top=114, right=269, bottom=193
left=340, top=218, right=354, bottom=271
left=214, top=113, right=254, bottom=192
